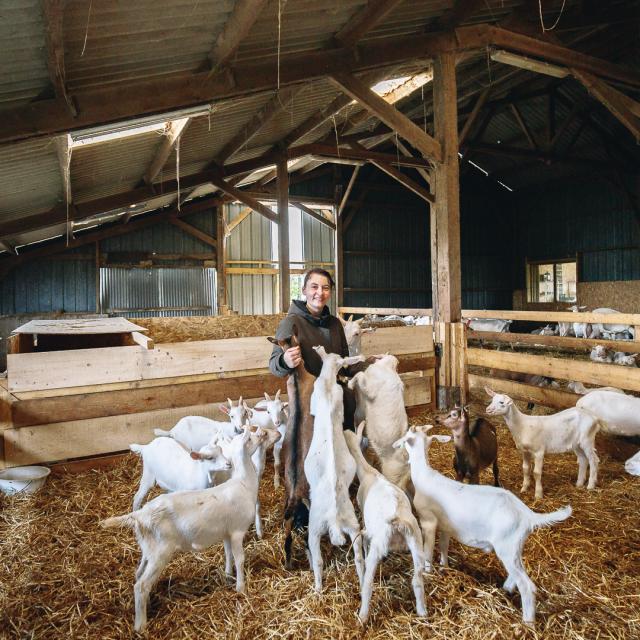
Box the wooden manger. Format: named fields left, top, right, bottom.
left=0, top=316, right=435, bottom=469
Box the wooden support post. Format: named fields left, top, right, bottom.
left=277, top=157, right=290, bottom=312
left=432, top=52, right=462, bottom=409
left=216, top=206, right=227, bottom=314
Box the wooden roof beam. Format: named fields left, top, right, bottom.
left=42, top=0, right=76, bottom=116
left=330, top=72, right=442, bottom=161
left=0, top=239, right=17, bottom=255
left=434, top=0, right=487, bottom=31
left=0, top=197, right=219, bottom=277
left=215, top=86, right=302, bottom=165
left=293, top=202, right=336, bottom=230
left=143, top=117, right=192, bottom=186
left=54, top=133, right=73, bottom=240
left=334, top=0, right=405, bottom=48
left=169, top=217, right=217, bottom=248
left=208, top=173, right=277, bottom=223
left=208, top=0, right=270, bottom=69
left=509, top=103, right=538, bottom=149
left=338, top=166, right=360, bottom=217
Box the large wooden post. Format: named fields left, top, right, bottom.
left=216, top=205, right=227, bottom=314
left=432, top=52, right=462, bottom=408
left=277, top=156, right=290, bottom=312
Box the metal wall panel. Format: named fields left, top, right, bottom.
left=100, top=267, right=216, bottom=316
left=0, top=254, right=96, bottom=315
left=513, top=176, right=640, bottom=285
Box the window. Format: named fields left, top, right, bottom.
left=527, top=260, right=577, bottom=303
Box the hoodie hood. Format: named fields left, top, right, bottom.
left=288, top=299, right=332, bottom=328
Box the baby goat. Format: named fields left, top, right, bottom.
left=485, top=388, right=600, bottom=499
left=393, top=425, right=572, bottom=625
left=153, top=397, right=246, bottom=449
left=437, top=405, right=499, bottom=486
left=101, top=428, right=266, bottom=632
left=129, top=436, right=230, bottom=509
left=344, top=422, right=426, bottom=623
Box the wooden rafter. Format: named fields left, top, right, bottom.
left=293, top=202, right=336, bottom=231
left=393, top=138, right=431, bottom=186
left=330, top=72, right=442, bottom=161
left=0, top=239, right=17, bottom=255
left=4, top=24, right=639, bottom=145
left=338, top=166, right=360, bottom=217
left=458, top=86, right=490, bottom=146
left=42, top=0, right=76, bottom=116
left=214, top=86, right=302, bottom=165
left=334, top=0, right=405, bottom=48
left=208, top=173, right=277, bottom=223
left=572, top=69, right=640, bottom=142
left=144, top=117, right=191, bottom=186
left=349, top=141, right=433, bottom=204
left=277, top=156, right=290, bottom=312
left=169, top=217, right=217, bottom=248
left=509, top=103, right=538, bottom=149
left=225, top=206, right=253, bottom=234
left=208, top=0, right=270, bottom=69
left=0, top=198, right=219, bottom=277
left=434, top=0, right=487, bottom=30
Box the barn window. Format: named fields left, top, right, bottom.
left=526, top=260, right=577, bottom=303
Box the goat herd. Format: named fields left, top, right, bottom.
left=100, top=323, right=640, bottom=633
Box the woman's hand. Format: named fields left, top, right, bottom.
left=283, top=346, right=302, bottom=368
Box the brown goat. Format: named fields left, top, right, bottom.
left=437, top=405, right=500, bottom=486
left=267, top=330, right=316, bottom=568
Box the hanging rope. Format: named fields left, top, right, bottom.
left=80, top=1, right=93, bottom=57
left=538, top=0, right=566, bottom=32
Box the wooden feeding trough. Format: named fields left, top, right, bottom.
left=0, top=316, right=435, bottom=470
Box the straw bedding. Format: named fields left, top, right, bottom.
left=1, top=398, right=639, bottom=639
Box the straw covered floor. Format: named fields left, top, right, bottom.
left=1, top=398, right=639, bottom=639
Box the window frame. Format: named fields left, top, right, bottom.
left=526, top=256, right=578, bottom=304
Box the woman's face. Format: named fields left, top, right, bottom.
left=303, top=273, right=332, bottom=315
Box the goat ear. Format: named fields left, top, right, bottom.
left=275, top=388, right=281, bottom=400
left=264, top=392, right=271, bottom=402
left=348, top=315, right=353, bottom=322
left=432, top=435, right=451, bottom=444
left=355, top=317, right=364, bottom=326
left=219, top=404, right=230, bottom=414
left=227, top=398, right=233, bottom=407
left=338, top=315, right=347, bottom=326
left=281, top=402, right=288, bottom=409
left=238, top=396, right=243, bottom=406
left=342, top=354, right=366, bottom=367
left=356, top=420, right=366, bottom=439
left=484, top=386, right=496, bottom=398
left=267, top=336, right=278, bottom=345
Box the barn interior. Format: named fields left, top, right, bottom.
left=0, top=1, right=639, bottom=638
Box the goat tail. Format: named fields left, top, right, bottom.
left=391, top=517, right=419, bottom=539
left=153, top=428, right=172, bottom=437
left=100, top=512, right=138, bottom=530
left=531, top=505, right=572, bottom=530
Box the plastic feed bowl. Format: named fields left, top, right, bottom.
left=0, top=466, right=51, bottom=495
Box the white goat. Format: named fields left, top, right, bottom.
left=244, top=390, right=289, bottom=488
left=209, top=424, right=280, bottom=539
left=576, top=389, right=640, bottom=437
left=393, top=425, right=572, bottom=625
left=344, top=422, right=426, bottom=623
left=485, top=388, right=600, bottom=499
left=567, top=381, right=625, bottom=395
left=348, top=354, right=410, bottom=489
left=613, top=352, right=637, bottom=367
left=129, top=436, right=231, bottom=510
left=568, top=304, right=590, bottom=338
left=590, top=344, right=613, bottom=363
left=305, top=346, right=365, bottom=592
left=624, top=450, right=640, bottom=476
left=591, top=307, right=631, bottom=339
left=466, top=318, right=512, bottom=332
left=153, top=397, right=246, bottom=450
left=339, top=315, right=375, bottom=356
left=101, top=428, right=266, bottom=632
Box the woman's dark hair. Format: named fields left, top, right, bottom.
left=303, top=268, right=335, bottom=289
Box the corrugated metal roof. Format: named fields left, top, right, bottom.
left=0, top=0, right=50, bottom=110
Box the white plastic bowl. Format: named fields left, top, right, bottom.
left=0, top=465, right=51, bottom=495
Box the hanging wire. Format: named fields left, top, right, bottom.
left=80, top=1, right=93, bottom=57
left=539, top=0, right=567, bottom=32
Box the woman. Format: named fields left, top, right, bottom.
left=269, top=268, right=357, bottom=426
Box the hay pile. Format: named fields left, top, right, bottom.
left=1, top=400, right=639, bottom=639
left=133, top=314, right=286, bottom=344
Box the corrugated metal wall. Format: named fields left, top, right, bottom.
left=512, top=176, right=640, bottom=286
left=100, top=267, right=216, bottom=317
left=338, top=166, right=513, bottom=310
left=226, top=202, right=278, bottom=314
